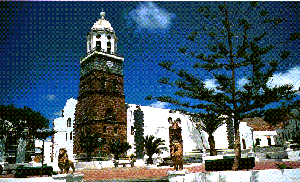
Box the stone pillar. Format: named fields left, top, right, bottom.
left=16, top=138, right=26, bottom=164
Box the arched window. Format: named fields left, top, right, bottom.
left=96, top=41, right=101, bottom=51
left=107, top=42, right=111, bottom=54
left=70, top=132, right=72, bottom=140
left=67, top=118, right=71, bottom=127
left=66, top=133, right=68, bottom=141
left=168, top=117, right=172, bottom=124
left=242, top=138, right=246, bottom=149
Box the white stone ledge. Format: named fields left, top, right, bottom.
left=1, top=173, right=84, bottom=182
left=169, top=169, right=300, bottom=182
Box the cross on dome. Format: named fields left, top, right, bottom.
left=100, top=8, right=105, bottom=20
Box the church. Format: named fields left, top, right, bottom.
left=52, top=11, right=282, bottom=162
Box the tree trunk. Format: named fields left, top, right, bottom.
left=87, top=151, right=92, bottom=162
left=208, top=133, right=217, bottom=156
left=147, top=155, right=153, bottom=164
left=223, top=1, right=241, bottom=171
left=232, top=119, right=241, bottom=171
left=40, top=139, right=44, bottom=177
left=226, top=119, right=235, bottom=149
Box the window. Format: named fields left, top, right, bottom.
left=107, top=42, right=111, bottom=54
left=255, top=138, right=261, bottom=146
left=96, top=34, right=101, bottom=39
left=103, top=126, right=107, bottom=133
left=66, top=133, right=68, bottom=141
left=70, top=132, right=72, bottom=140
left=267, top=137, right=271, bottom=146
left=100, top=77, right=106, bottom=89
left=242, top=139, right=246, bottom=149
left=112, top=79, right=118, bottom=91
left=168, top=117, right=172, bottom=124
left=131, top=126, right=134, bottom=135
left=96, top=41, right=101, bottom=51
left=107, top=35, right=111, bottom=39
left=114, top=127, right=118, bottom=134
left=105, top=108, right=116, bottom=121
left=67, top=118, right=71, bottom=127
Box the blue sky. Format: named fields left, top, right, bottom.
left=1, top=1, right=299, bottom=128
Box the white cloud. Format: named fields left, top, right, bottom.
left=267, top=66, right=300, bottom=92
left=204, top=79, right=218, bottom=91
left=46, top=94, right=55, bottom=101
left=237, top=77, right=249, bottom=90
left=129, top=2, right=175, bottom=30
left=150, top=101, right=169, bottom=109
left=237, top=66, right=300, bottom=93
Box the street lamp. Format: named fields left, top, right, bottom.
left=98, top=138, right=102, bottom=163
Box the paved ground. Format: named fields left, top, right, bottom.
left=1, top=161, right=299, bottom=181
left=78, top=161, right=300, bottom=181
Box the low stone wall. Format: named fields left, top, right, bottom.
left=0, top=173, right=84, bottom=182
left=287, top=150, right=300, bottom=161
left=168, top=169, right=300, bottom=182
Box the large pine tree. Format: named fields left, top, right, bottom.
left=147, top=2, right=299, bottom=170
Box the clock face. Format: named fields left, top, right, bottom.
left=106, top=61, right=114, bottom=68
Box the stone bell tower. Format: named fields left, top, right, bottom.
left=73, top=11, right=127, bottom=158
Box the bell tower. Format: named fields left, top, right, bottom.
left=74, top=11, right=127, bottom=158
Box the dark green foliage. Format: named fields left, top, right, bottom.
left=191, top=112, right=224, bottom=156
left=0, top=105, right=50, bottom=164
left=205, top=157, right=255, bottom=171
left=134, top=107, right=145, bottom=159
left=107, top=139, right=131, bottom=161
left=143, top=135, right=168, bottom=164
left=78, top=127, right=103, bottom=161
left=275, top=163, right=293, bottom=169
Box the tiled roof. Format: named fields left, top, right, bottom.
left=242, top=118, right=284, bottom=131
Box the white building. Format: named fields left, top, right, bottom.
left=126, top=104, right=256, bottom=159
left=35, top=139, right=53, bottom=164
left=52, top=98, right=77, bottom=163
left=52, top=99, right=282, bottom=162
left=242, top=118, right=283, bottom=147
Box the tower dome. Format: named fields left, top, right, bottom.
left=86, top=11, right=118, bottom=55
left=91, top=11, right=114, bottom=32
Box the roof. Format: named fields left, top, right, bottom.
left=242, top=118, right=284, bottom=131
left=91, top=12, right=114, bottom=31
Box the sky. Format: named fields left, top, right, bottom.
left=1, top=1, right=299, bottom=128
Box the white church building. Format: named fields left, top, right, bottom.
left=52, top=98, right=77, bottom=163
left=51, top=98, right=281, bottom=162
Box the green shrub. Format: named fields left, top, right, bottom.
left=275, top=163, right=293, bottom=169
left=52, top=171, right=58, bottom=175
left=14, top=171, right=27, bottom=178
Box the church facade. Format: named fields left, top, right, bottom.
left=73, top=12, right=127, bottom=157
